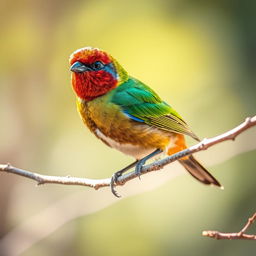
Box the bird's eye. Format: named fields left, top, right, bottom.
left=91, top=61, right=104, bottom=70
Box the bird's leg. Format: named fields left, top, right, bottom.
left=110, top=149, right=162, bottom=197
left=135, top=149, right=163, bottom=177
left=111, top=160, right=138, bottom=197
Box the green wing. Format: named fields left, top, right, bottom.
left=111, top=78, right=200, bottom=141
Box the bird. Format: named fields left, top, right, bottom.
left=69, top=47, right=221, bottom=197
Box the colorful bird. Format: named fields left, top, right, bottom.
left=69, top=47, right=221, bottom=197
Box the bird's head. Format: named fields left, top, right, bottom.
left=69, top=47, right=128, bottom=101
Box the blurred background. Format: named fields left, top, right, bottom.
left=0, top=0, right=256, bottom=255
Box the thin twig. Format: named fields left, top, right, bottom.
left=202, top=213, right=256, bottom=240
left=0, top=116, right=255, bottom=190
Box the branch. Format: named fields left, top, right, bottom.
left=202, top=213, right=256, bottom=240
left=0, top=116, right=255, bottom=191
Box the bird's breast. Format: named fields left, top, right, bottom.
left=76, top=95, right=178, bottom=159
left=95, top=128, right=157, bottom=159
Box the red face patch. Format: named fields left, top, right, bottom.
left=71, top=68, right=117, bottom=101
left=70, top=48, right=118, bottom=101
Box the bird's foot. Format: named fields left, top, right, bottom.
left=110, top=160, right=138, bottom=198
left=134, top=149, right=163, bottom=179
left=110, top=171, right=123, bottom=198
left=135, top=159, right=147, bottom=179
left=109, top=150, right=162, bottom=197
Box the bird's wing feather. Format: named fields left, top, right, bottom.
left=111, top=78, right=200, bottom=141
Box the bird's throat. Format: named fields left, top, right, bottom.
left=72, top=72, right=117, bottom=101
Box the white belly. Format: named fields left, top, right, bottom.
left=95, top=128, right=157, bottom=159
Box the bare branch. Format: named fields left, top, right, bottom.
left=0, top=163, right=110, bottom=190
left=202, top=213, right=256, bottom=240
left=0, top=116, right=255, bottom=190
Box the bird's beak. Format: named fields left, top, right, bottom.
left=70, top=61, right=90, bottom=73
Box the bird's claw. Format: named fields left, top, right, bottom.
left=135, top=160, right=145, bottom=179
left=110, top=171, right=122, bottom=198
left=109, top=160, right=139, bottom=198
left=110, top=162, right=144, bottom=197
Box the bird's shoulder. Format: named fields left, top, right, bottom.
left=110, top=77, right=200, bottom=141
left=111, top=77, right=162, bottom=105
left=111, top=77, right=179, bottom=118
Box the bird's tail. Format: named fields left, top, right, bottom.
left=179, top=155, right=222, bottom=187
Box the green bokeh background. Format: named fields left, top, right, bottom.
left=0, top=0, right=256, bottom=255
